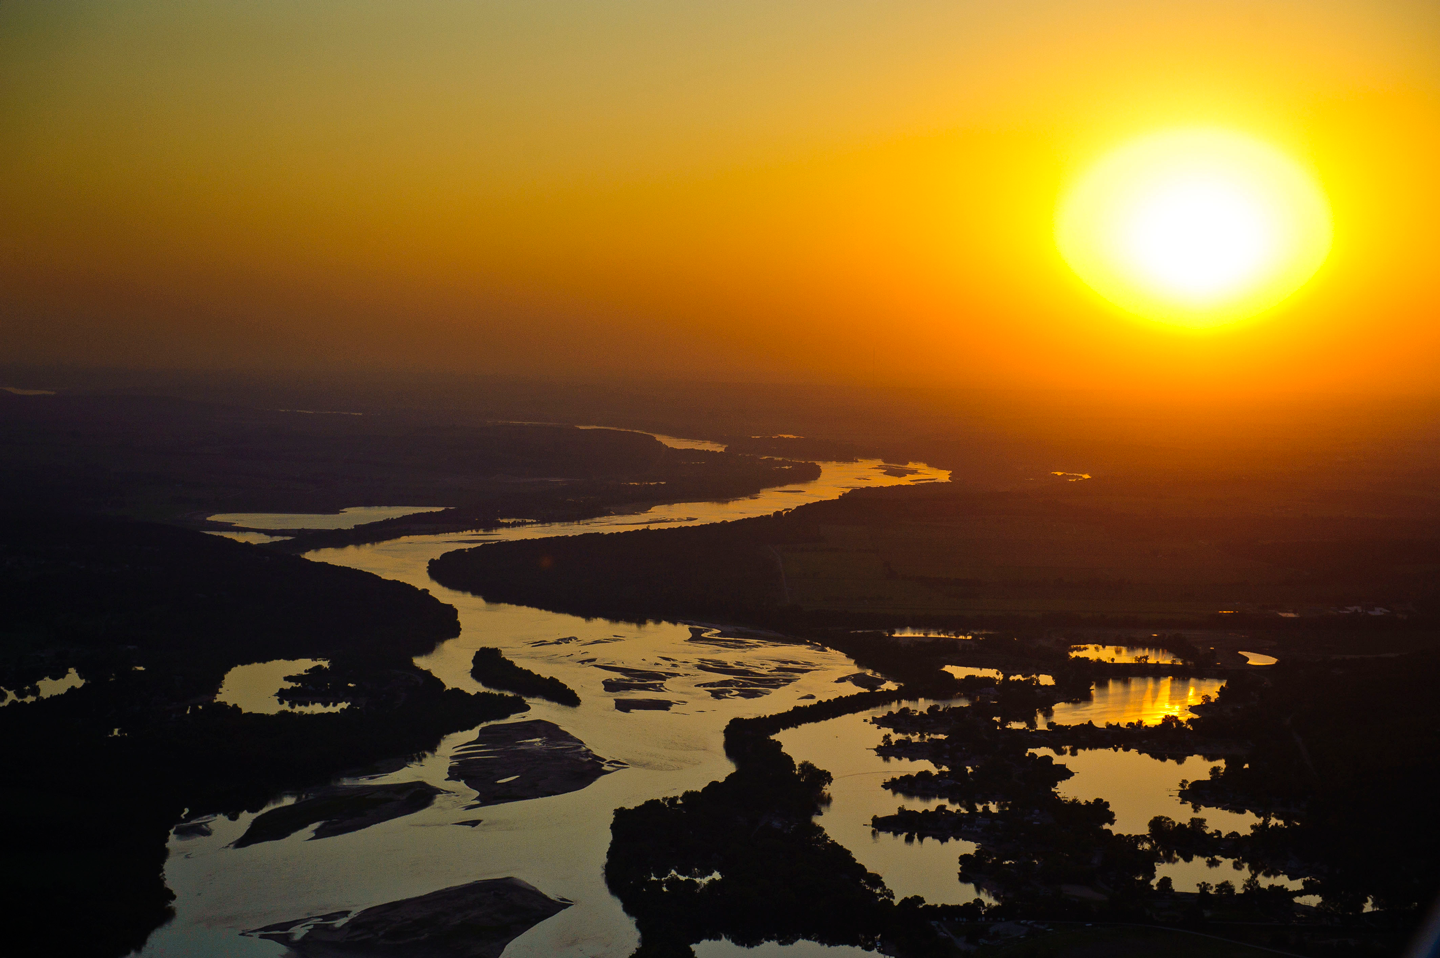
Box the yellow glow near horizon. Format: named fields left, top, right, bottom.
left=1056, top=129, right=1332, bottom=329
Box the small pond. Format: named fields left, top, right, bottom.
left=215, top=659, right=346, bottom=714
left=0, top=668, right=85, bottom=707
left=696, top=942, right=876, bottom=956
left=1068, top=644, right=1184, bottom=665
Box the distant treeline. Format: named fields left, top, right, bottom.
left=429, top=483, right=1440, bottom=652
left=0, top=391, right=817, bottom=531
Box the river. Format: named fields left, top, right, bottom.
left=140, top=445, right=1258, bottom=957
left=142, top=456, right=949, bottom=957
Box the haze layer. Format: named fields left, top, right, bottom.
left=2, top=1, right=1438, bottom=394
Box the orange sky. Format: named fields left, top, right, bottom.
left=1, top=1, right=1438, bottom=395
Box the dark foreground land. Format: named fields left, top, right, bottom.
left=0, top=514, right=527, bottom=957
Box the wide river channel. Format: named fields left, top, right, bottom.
left=140, top=442, right=1244, bottom=957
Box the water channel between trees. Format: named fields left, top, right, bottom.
left=142, top=449, right=1259, bottom=957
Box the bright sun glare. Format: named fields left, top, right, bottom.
left=1056, top=129, right=1332, bottom=329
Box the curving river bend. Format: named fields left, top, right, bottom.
left=144, top=454, right=953, bottom=957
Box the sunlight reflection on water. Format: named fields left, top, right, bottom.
left=1047, top=676, right=1225, bottom=727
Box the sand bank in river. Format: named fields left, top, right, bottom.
left=245, top=877, right=570, bottom=957
left=233, top=781, right=445, bottom=848
left=448, top=719, right=625, bottom=808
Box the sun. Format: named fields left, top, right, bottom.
left=1056, top=129, right=1332, bottom=329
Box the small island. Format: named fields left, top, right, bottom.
left=470, top=647, right=580, bottom=706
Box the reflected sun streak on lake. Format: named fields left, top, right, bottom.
left=1047, top=676, right=1225, bottom=727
